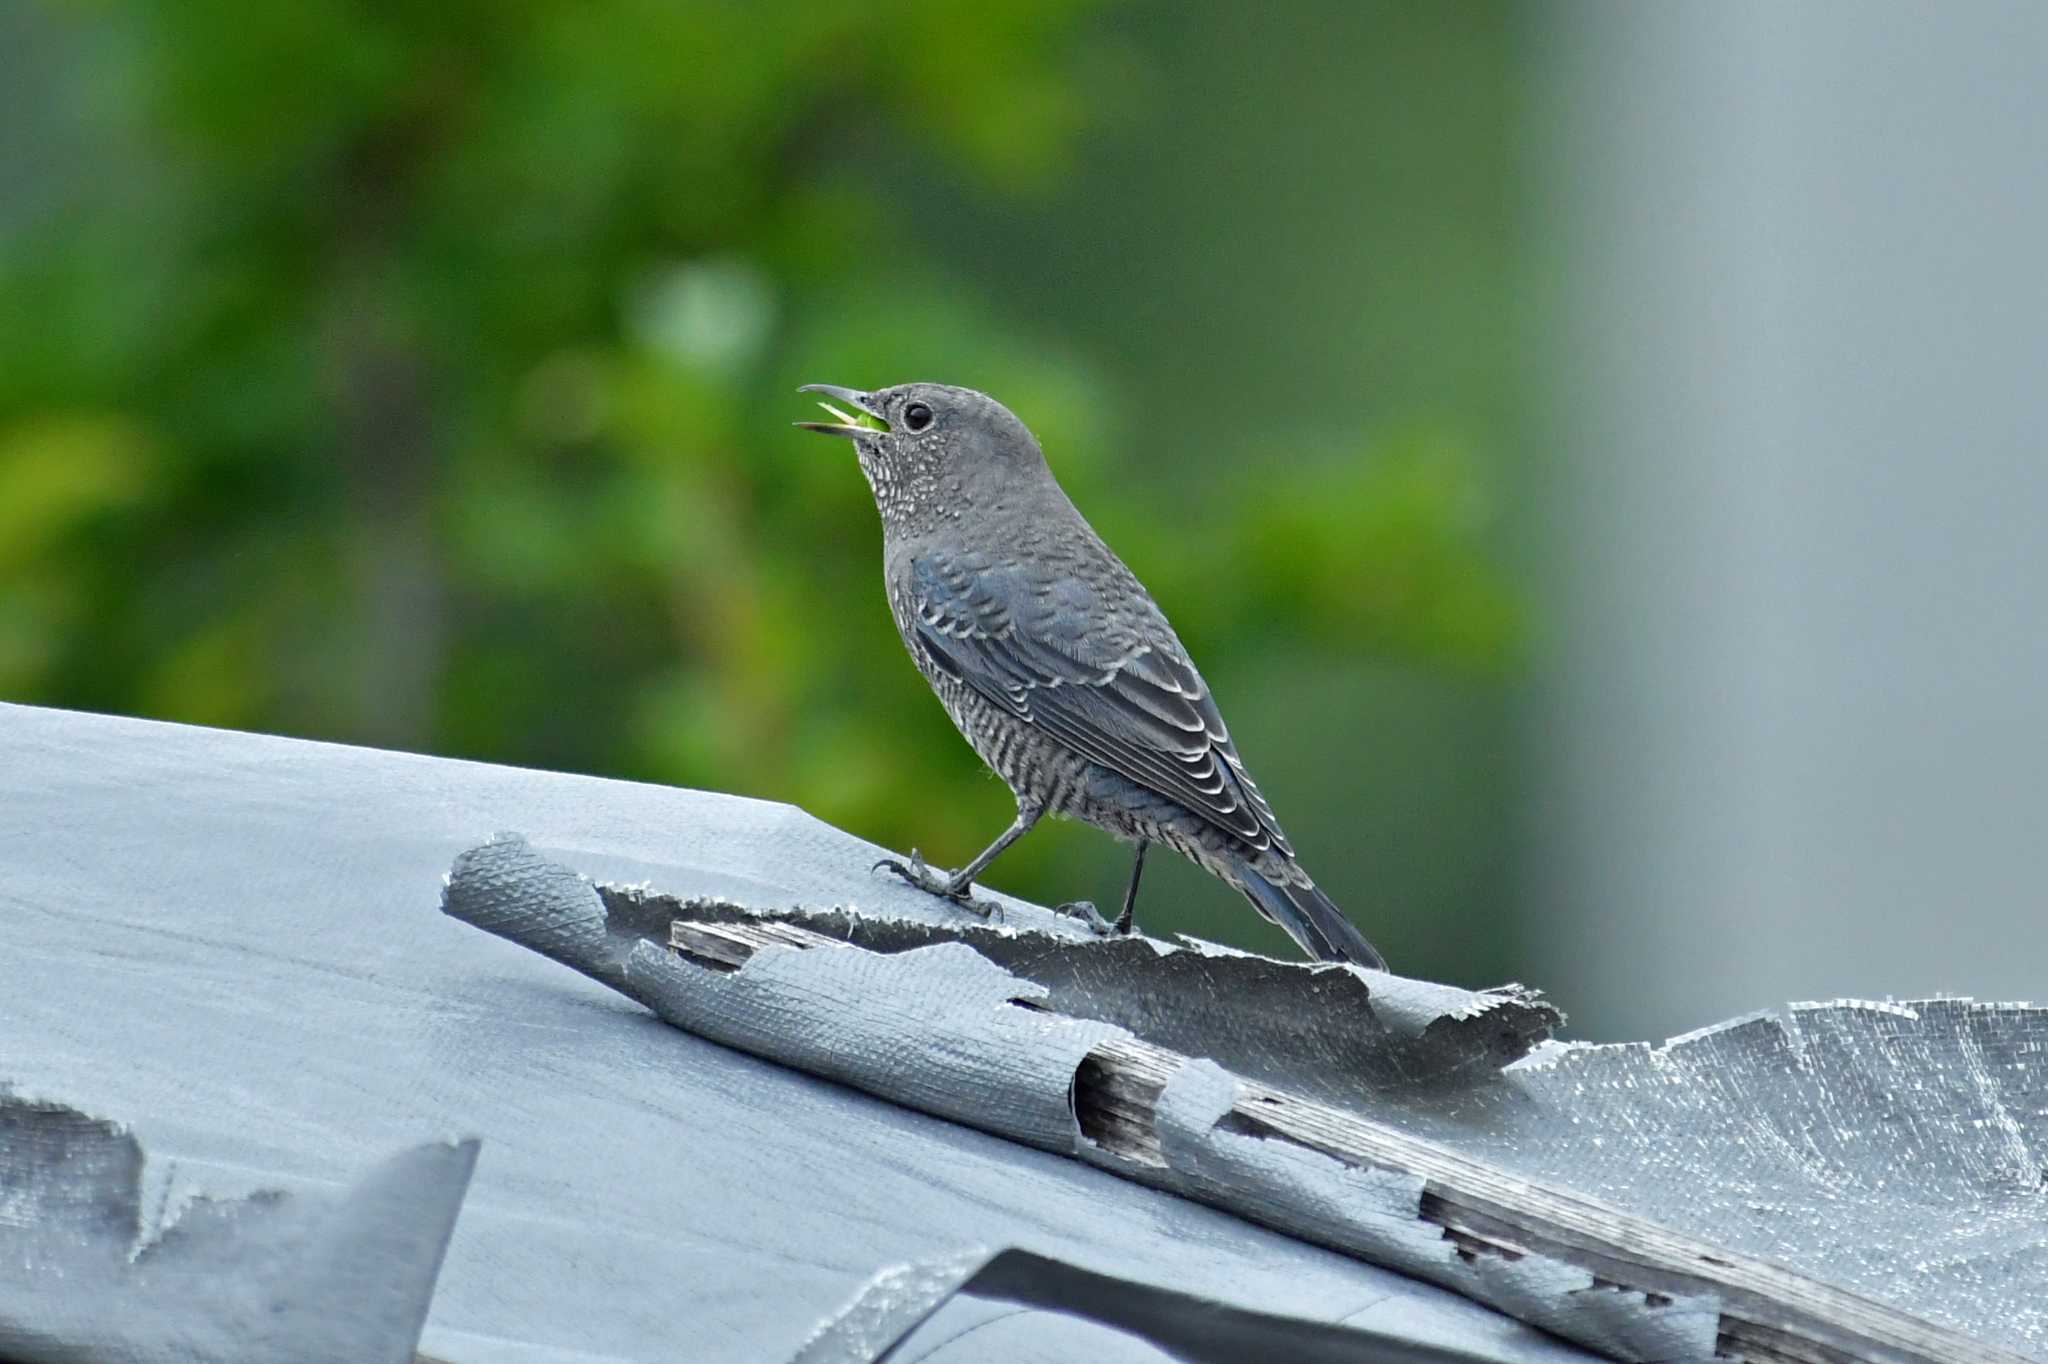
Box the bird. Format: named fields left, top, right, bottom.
left=796, top=381, right=1388, bottom=971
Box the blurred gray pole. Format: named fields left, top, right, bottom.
left=1525, top=2, right=2048, bottom=1039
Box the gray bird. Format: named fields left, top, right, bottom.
left=797, top=382, right=1388, bottom=970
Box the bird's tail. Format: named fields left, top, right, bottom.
left=1232, top=861, right=1388, bottom=971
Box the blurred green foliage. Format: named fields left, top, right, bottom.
left=1, top=1, right=1525, bottom=977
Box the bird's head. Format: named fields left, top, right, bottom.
left=796, top=382, right=1048, bottom=528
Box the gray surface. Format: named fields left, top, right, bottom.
left=447, top=837, right=1704, bottom=1362
left=447, top=833, right=2048, bottom=1360
left=450, top=834, right=1558, bottom=1108
left=795, top=1247, right=1494, bottom=1364
left=593, top=883, right=1560, bottom=1102
left=0, top=1092, right=473, bottom=1364
left=1501, top=1004, right=2048, bottom=1353
left=0, top=702, right=1594, bottom=1364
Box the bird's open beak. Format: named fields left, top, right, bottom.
left=795, top=384, right=889, bottom=437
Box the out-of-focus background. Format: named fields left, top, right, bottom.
left=3, top=2, right=2041, bottom=1039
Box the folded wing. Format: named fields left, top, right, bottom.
left=909, top=552, right=1291, bottom=858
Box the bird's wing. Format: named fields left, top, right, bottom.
left=908, top=552, right=1292, bottom=857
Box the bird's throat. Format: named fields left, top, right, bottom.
left=859, top=445, right=955, bottom=536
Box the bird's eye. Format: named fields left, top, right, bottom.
left=902, top=402, right=933, bottom=432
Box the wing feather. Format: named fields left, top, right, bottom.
left=908, top=553, right=1291, bottom=857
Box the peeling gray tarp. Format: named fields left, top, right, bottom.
left=444, top=837, right=2048, bottom=1363
left=792, top=1246, right=1508, bottom=1364
left=0, top=702, right=1599, bottom=1364
left=0, top=1092, right=475, bottom=1364
left=1501, top=1003, right=2048, bottom=1350
left=444, top=839, right=1688, bottom=1361
left=596, top=879, right=1563, bottom=1102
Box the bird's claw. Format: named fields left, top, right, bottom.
left=870, top=852, right=927, bottom=883
left=1054, top=899, right=1123, bottom=938
left=956, top=894, right=1003, bottom=921
left=872, top=850, right=1003, bottom=922
left=872, top=847, right=941, bottom=891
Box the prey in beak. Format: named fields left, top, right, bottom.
left=795, top=384, right=889, bottom=437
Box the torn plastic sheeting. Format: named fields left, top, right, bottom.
left=446, top=830, right=1559, bottom=1104
left=596, top=881, right=1561, bottom=1101
left=634, top=924, right=1697, bottom=1361
left=445, top=831, right=1556, bottom=1132
left=629, top=937, right=1119, bottom=1149
left=442, top=837, right=1709, bottom=1363
left=792, top=1245, right=1523, bottom=1364
left=1484, top=1001, right=2048, bottom=1356
left=443, top=834, right=2048, bottom=1363
left=12, top=704, right=1633, bottom=1364
left=1142, top=1062, right=1718, bottom=1364
left=445, top=834, right=1100, bottom=1147
left=0, top=1091, right=477, bottom=1364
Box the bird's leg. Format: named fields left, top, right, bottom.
left=946, top=801, right=1042, bottom=891
left=873, top=801, right=1042, bottom=917
left=1113, top=840, right=1148, bottom=935
left=1055, top=839, right=1149, bottom=938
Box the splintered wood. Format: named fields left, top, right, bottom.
left=670, top=918, right=830, bottom=971
left=665, top=916, right=2024, bottom=1364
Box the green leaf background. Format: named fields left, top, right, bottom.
left=0, top=1, right=1529, bottom=982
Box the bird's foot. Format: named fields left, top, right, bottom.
left=872, top=850, right=1002, bottom=921
left=1053, top=899, right=1130, bottom=938
left=871, top=846, right=940, bottom=889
